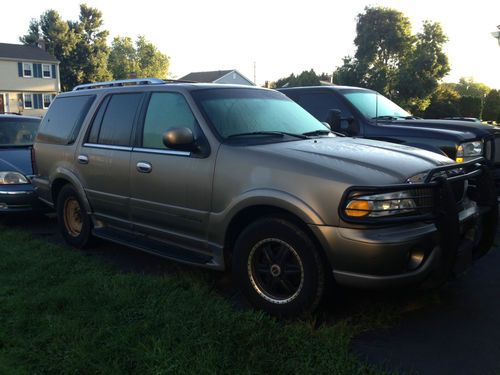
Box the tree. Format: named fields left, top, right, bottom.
left=458, top=96, right=482, bottom=118
left=20, top=10, right=78, bottom=91
left=332, top=6, right=450, bottom=112
left=423, top=84, right=460, bottom=118
left=454, top=77, right=491, bottom=98
left=20, top=5, right=111, bottom=91
left=71, top=4, right=111, bottom=86
left=108, top=36, right=170, bottom=79
left=482, top=89, right=500, bottom=121
left=271, top=69, right=321, bottom=88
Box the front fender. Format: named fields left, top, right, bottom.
left=207, top=188, right=326, bottom=246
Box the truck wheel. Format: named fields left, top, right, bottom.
left=56, top=184, right=93, bottom=249
left=232, top=217, right=325, bottom=318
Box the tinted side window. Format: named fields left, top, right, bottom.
left=87, top=96, right=110, bottom=144
left=142, top=92, right=197, bottom=149
left=294, top=92, right=352, bottom=122
left=98, top=93, right=143, bottom=146
left=36, top=95, right=95, bottom=145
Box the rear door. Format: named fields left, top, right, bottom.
left=75, top=92, right=144, bottom=229
left=129, top=91, right=215, bottom=251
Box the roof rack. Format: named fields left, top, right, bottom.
left=72, top=78, right=165, bottom=91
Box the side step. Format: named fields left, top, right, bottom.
left=92, top=227, right=212, bottom=267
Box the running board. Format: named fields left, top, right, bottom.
left=92, top=227, right=213, bottom=267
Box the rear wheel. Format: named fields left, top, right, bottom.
left=232, top=217, right=325, bottom=317
left=56, top=185, right=93, bottom=248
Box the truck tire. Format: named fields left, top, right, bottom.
left=232, top=217, right=325, bottom=318
left=56, top=184, right=93, bottom=249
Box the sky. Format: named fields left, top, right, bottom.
left=2, top=0, right=499, bottom=88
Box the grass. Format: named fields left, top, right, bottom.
left=0, top=227, right=391, bottom=375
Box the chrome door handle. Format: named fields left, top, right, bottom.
left=136, top=161, right=152, bottom=173
left=78, top=155, right=89, bottom=164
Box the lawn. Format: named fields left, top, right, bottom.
left=0, top=228, right=387, bottom=375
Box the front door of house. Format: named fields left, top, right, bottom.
left=0, top=95, right=4, bottom=113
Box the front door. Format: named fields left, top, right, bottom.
left=0, top=94, right=4, bottom=113
left=130, top=92, right=215, bottom=251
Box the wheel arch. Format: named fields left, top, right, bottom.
left=222, top=204, right=329, bottom=271
left=50, top=168, right=92, bottom=213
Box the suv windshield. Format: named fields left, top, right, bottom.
left=0, top=117, right=40, bottom=147
left=343, top=91, right=411, bottom=120
left=192, top=88, right=328, bottom=139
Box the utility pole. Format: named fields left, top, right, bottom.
left=492, top=25, right=500, bottom=46
left=253, top=61, right=256, bottom=85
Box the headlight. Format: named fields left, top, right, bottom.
left=344, top=190, right=417, bottom=218
left=456, top=141, right=482, bottom=162
left=0, top=171, right=29, bottom=185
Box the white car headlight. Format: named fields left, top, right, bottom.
left=456, top=141, right=483, bottom=162
left=344, top=190, right=417, bottom=218
left=0, top=171, right=29, bottom=185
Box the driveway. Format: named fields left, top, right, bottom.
left=2, top=213, right=500, bottom=374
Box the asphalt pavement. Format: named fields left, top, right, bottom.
left=2, top=213, right=500, bottom=375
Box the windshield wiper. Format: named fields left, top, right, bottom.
left=302, top=129, right=346, bottom=137
left=372, top=115, right=398, bottom=121
left=227, top=131, right=307, bottom=139
left=373, top=115, right=420, bottom=121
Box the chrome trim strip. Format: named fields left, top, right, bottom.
left=83, top=143, right=133, bottom=151
left=0, top=190, right=34, bottom=195
left=132, top=147, right=191, bottom=156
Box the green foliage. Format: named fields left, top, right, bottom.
left=453, top=77, right=491, bottom=99
left=109, top=36, right=170, bottom=79
left=20, top=10, right=79, bottom=91
left=0, top=228, right=386, bottom=375
left=482, top=89, right=500, bottom=121
left=458, top=96, right=482, bottom=118
left=272, top=69, right=321, bottom=88
left=333, top=6, right=450, bottom=112
left=423, top=84, right=461, bottom=118
left=71, top=4, right=111, bottom=87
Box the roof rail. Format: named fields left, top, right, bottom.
left=72, top=77, right=165, bottom=91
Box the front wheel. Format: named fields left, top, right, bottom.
left=56, top=184, right=93, bottom=248
left=232, top=218, right=325, bottom=318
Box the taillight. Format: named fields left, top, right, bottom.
left=31, top=146, right=38, bottom=175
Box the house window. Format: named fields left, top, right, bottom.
left=23, top=63, right=33, bottom=77
left=42, top=64, right=51, bottom=78
left=24, top=93, right=33, bottom=109
left=43, top=93, right=52, bottom=108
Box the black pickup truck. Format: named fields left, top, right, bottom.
left=279, top=86, right=500, bottom=194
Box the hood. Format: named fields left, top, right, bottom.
left=251, top=137, right=453, bottom=185
left=380, top=118, right=500, bottom=137
left=0, top=147, right=33, bottom=176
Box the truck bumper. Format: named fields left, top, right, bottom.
left=310, top=165, right=498, bottom=289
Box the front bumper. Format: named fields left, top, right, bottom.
left=0, top=184, right=48, bottom=213
left=310, top=162, right=498, bottom=289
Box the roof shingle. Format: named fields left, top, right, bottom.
left=0, top=43, right=59, bottom=63
left=179, top=70, right=233, bottom=83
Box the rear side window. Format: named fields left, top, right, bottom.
left=90, top=93, right=143, bottom=146
left=36, top=95, right=95, bottom=145
left=142, top=92, right=198, bottom=149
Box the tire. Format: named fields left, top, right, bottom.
left=232, top=217, right=325, bottom=318
left=56, top=184, right=93, bottom=249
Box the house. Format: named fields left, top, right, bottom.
left=0, top=42, right=60, bottom=116
left=179, top=69, right=254, bottom=86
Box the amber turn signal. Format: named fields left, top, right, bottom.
left=345, top=199, right=371, bottom=217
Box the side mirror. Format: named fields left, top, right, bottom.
left=326, top=109, right=342, bottom=130
left=163, top=127, right=197, bottom=152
